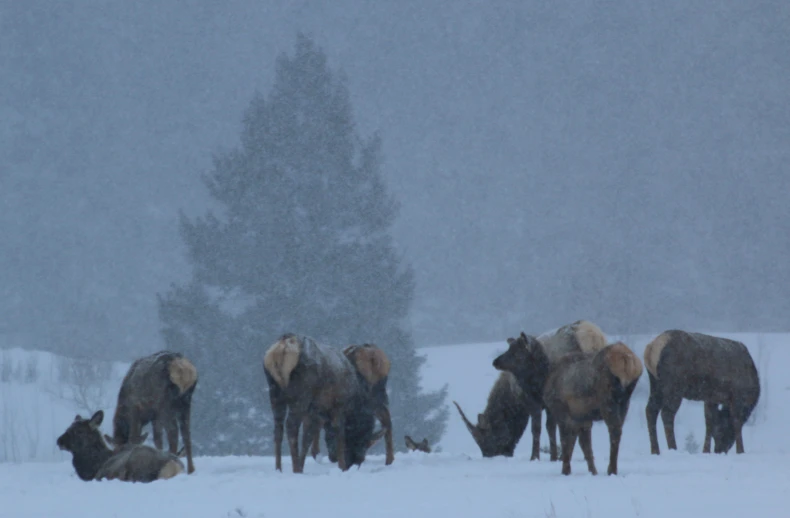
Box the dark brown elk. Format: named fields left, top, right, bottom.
left=106, top=351, right=198, bottom=474
left=643, top=330, right=761, bottom=455
left=57, top=410, right=184, bottom=483
left=454, top=320, right=607, bottom=461
left=453, top=372, right=539, bottom=458
left=263, top=333, right=376, bottom=473
left=310, top=343, right=395, bottom=465
left=494, top=333, right=643, bottom=476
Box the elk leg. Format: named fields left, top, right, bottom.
left=731, top=409, right=745, bottom=454
left=376, top=405, right=395, bottom=465
left=299, top=415, right=320, bottom=470
left=271, top=402, right=286, bottom=472
left=286, top=412, right=304, bottom=473
left=310, top=419, right=322, bottom=459
left=660, top=395, right=682, bottom=451
left=645, top=373, right=662, bottom=455
left=152, top=417, right=164, bottom=450
left=578, top=423, right=597, bottom=475
left=331, top=411, right=348, bottom=472
left=128, top=411, right=143, bottom=447
left=558, top=422, right=578, bottom=476
left=178, top=406, right=195, bottom=474
left=529, top=406, right=541, bottom=461
left=545, top=408, right=559, bottom=461
left=702, top=402, right=717, bottom=453
left=165, top=417, right=179, bottom=455
left=605, top=417, right=623, bottom=476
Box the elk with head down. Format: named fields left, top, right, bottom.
left=454, top=320, right=607, bottom=461
left=57, top=410, right=184, bottom=483
left=494, top=333, right=642, bottom=476
left=643, top=330, right=760, bottom=455
left=263, top=333, right=376, bottom=473
left=106, top=351, right=198, bottom=474
left=309, top=343, right=395, bottom=466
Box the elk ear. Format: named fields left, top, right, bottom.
left=506, top=337, right=516, bottom=346
left=520, top=331, right=528, bottom=341
left=89, top=410, right=104, bottom=429
left=74, top=414, right=83, bottom=422
left=478, top=414, right=490, bottom=429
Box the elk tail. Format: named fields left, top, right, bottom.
left=263, top=336, right=301, bottom=389
left=169, top=357, right=198, bottom=395
left=603, top=342, right=643, bottom=387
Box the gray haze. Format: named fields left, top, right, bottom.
left=2, top=1, right=788, bottom=360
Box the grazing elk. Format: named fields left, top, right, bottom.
left=263, top=333, right=376, bottom=473
left=57, top=410, right=184, bottom=483
left=494, top=333, right=642, bottom=476
left=643, top=330, right=761, bottom=455
left=310, top=343, right=395, bottom=466
left=453, top=372, right=539, bottom=458
left=454, top=320, right=607, bottom=461
left=106, top=351, right=198, bottom=474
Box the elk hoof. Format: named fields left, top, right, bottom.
left=607, top=466, right=617, bottom=476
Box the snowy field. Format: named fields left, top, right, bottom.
left=1, top=332, right=789, bottom=518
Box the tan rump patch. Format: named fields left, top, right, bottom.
left=643, top=332, right=671, bottom=379
left=574, top=320, right=607, bottom=353
left=348, top=345, right=391, bottom=385
left=605, top=342, right=643, bottom=386
left=158, top=459, right=184, bottom=480
left=168, top=357, right=198, bottom=394
left=263, top=336, right=301, bottom=388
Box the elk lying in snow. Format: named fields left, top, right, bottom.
left=644, top=330, right=761, bottom=455
left=404, top=435, right=431, bottom=453
left=494, top=333, right=642, bottom=475
left=263, top=333, right=376, bottom=473
left=57, top=411, right=184, bottom=483
left=453, top=372, right=539, bottom=459
left=455, top=320, right=607, bottom=461
left=310, top=343, right=395, bottom=466
left=106, top=351, right=198, bottom=474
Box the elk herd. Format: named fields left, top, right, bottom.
left=55, top=321, right=761, bottom=483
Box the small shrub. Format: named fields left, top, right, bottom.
left=24, top=356, right=39, bottom=383
left=0, top=351, right=12, bottom=382
left=684, top=431, right=700, bottom=454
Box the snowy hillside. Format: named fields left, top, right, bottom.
left=1, top=332, right=789, bottom=517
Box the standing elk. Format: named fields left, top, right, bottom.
left=263, top=333, right=376, bottom=473
left=105, top=351, right=198, bottom=474
left=309, top=343, right=395, bottom=466
left=494, top=332, right=642, bottom=476
left=454, top=319, right=607, bottom=461
left=643, top=330, right=761, bottom=455
left=57, top=410, right=184, bottom=483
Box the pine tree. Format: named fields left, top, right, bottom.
left=156, top=33, right=448, bottom=456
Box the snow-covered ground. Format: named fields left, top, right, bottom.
left=1, top=332, right=789, bottom=517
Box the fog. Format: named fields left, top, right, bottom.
left=2, top=0, right=788, bottom=361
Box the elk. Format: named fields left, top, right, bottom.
left=454, top=320, right=607, bottom=461
left=263, top=333, right=376, bottom=473
left=57, top=410, right=184, bottom=483
left=309, top=343, right=395, bottom=466
left=643, top=330, right=761, bottom=455
left=404, top=435, right=431, bottom=453
left=453, top=372, right=539, bottom=458
left=494, top=333, right=643, bottom=476
left=106, top=351, right=198, bottom=474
